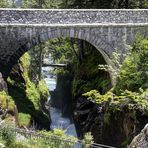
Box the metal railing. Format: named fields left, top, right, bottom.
left=0, top=126, right=116, bottom=148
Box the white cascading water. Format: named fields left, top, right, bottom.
left=42, top=67, right=77, bottom=137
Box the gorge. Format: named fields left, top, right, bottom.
left=0, top=3, right=148, bottom=148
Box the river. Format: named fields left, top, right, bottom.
left=42, top=67, right=77, bottom=137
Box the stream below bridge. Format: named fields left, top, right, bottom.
left=42, top=67, right=114, bottom=148
left=42, top=67, right=78, bottom=137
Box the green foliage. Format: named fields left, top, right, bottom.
left=22, top=0, right=62, bottom=8
left=7, top=52, right=50, bottom=128
left=0, top=0, right=10, bottom=8
left=0, top=125, right=78, bottom=148
left=73, top=47, right=111, bottom=97
left=83, top=88, right=148, bottom=114
left=20, top=53, right=40, bottom=110
left=83, top=90, right=112, bottom=104
left=53, top=128, right=65, bottom=136
left=8, top=142, right=32, bottom=148
left=98, top=49, right=126, bottom=84
left=144, top=1, right=148, bottom=8
left=29, top=37, right=78, bottom=81
left=37, top=79, right=49, bottom=100
left=43, top=38, right=79, bottom=64
left=29, top=128, right=77, bottom=148
left=83, top=132, right=94, bottom=148
left=18, top=113, right=31, bottom=127
left=0, top=91, right=15, bottom=112
left=0, top=125, right=16, bottom=146
left=20, top=53, right=31, bottom=80
left=115, top=35, right=148, bottom=93
left=26, top=80, right=40, bottom=110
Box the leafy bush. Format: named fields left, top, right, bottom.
left=0, top=91, right=15, bottom=112
left=53, top=128, right=65, bottom=136
left=83, top=90, right=112, bottom=104
left=115, top=35, right=148, bottom=93
left=18, top=113, right=31, bottom=127
left=0, top=125, right=16, bottom=146
left=85, top=89, right=148, bottom=114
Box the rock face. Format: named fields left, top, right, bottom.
left=73, top=96, right=148, bottom=147
left=50, top=71, right=73, bottom=118
left=0, top=72, right=7, bottom=92
left=129, top=124, right=148, bottom=148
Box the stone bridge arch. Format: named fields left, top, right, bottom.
left=19, top=27, right=114, bottom=65
left=0, top=9, right=147, bottom=84
left=1, top=26, right=115, bottom=83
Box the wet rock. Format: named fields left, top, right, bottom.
left=129, top=124, right=148, bottom=148
left=0, top=72, right=7, bottom=92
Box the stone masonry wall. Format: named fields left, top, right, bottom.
left=0, top=9, right=147, bottom=78
left=0, top=9, right=148, bottom=25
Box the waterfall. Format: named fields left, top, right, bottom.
left=42, top=67, right=77, bottom=137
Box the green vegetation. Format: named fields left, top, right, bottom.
left=79, top=36, right=148, bottom=147
left=0, top=0, right=10, bottom=8
left=0, top=0, right=148, bottom=147
left=0, top=125, right=79, bottom=148
left=0, top=91, right=15, bottom=113
left=83, top=132, right=94, bottom=148
left=72, top=45, right=111, bottom=97
left=18, top=113, right=31, bottom=127
left=7, top=53, right=49, bottom=128
left=115, top=35, right=148, bottom=93
left=26, top=80, right=40, bottom=110
left=37, top=80, right=49, bottom=100
left=0, top=124, right=16, bottom=147
left=21, top=0, right=148, bottom=9
left=83, top=89, right=148, bottom=113
left=82, top=36, right=148, bottom=114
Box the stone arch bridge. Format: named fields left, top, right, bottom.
left=0, top=9, right=148, bottom=81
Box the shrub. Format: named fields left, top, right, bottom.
left=0, top=91, right=15, bottom=112
left=18, top=113, right=31, bottom=127
left=114, top=35, right=148, bottom=93
left=0, top=125, right=16, bottom=146
left=53, top=128, right=65, bottom=136
left=83, top=88, right=148, bottom=114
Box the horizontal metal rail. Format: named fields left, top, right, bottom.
left=90, top=143, right=116, bottom=148
left=42, top=63, right=67, bottom=68
left=0, top=126, right=116, bottom=148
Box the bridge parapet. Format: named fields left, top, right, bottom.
left=0, top=9, right=148, bottom=26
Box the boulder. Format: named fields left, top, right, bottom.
left=129, top=124, right=148, bottom=148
